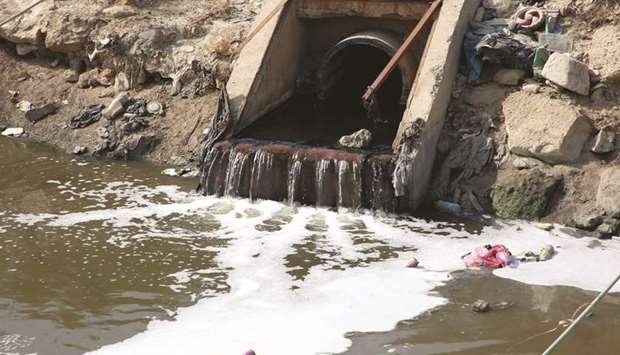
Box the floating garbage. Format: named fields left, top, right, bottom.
left=463, top=244, right=513, bottom=269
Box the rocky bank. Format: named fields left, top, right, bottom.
left=1, top=0, right=620, bottom=236
left=432, top=0, right=620, bottom=238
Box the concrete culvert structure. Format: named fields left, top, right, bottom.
left=317, top=30, right=419, bottom=144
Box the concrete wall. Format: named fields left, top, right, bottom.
left=226, top=0, right=306, bottom=136
left=297, top=0, right=428, bottom=20
left=393, top=0, right=481, bottom=211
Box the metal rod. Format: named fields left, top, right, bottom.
left=362, top=0, right=442, bottom=104
left=0, top=0, right=48, bottom=28
left=542, top=272, right=620, bottom=355
left=237, top=0, right=289, bottom=53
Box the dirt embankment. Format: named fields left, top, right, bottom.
left=432, top=0, right=620, bottom=237
left=0, top=0, right=259, bottom=167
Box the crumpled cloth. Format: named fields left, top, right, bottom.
left=70, top=104, right=105, bottom=129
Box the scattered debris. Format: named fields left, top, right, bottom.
left=146, top=101, right=164, bottom=115
left=537, top=33, right=573, bottom=53
left=463, top=244, right=513, bottom=269
left=16, top=100, right=33, bottom=112
left=514, top=7, right=545, bottom=32
left=475, top=32, right=535, bottom=70
left=338, top=129, right=372, bottom=149
left=541, top=53, right=591, bottom=96
left=591, top=129, right=615, bottom=154
left=1, top=127, right=24, bottom=137
left=72, top=146, right=87, bottom=155
left=472, top=299, right=491, bottom=313
left=162, top=168, right=179, bottom=177
left=24, top=103, right=57, bottom=122
left=70, top=104, right=105, bottom=129
left=63, top=69, right=79, bottom=83
left=512, top=156, right=542, bottom=170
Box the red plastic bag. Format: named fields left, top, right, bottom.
left=463, top=244, right=513, bottom=269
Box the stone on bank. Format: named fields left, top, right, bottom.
left=490, top=169, right=560, bottom=220
left=503, top=91, right=592, bottom=164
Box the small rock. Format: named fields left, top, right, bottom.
left=146, top=101, right=164, bottom=115
left=51, top=58, right=60, bottom=68
left=494, top=69, right=526, bottom=86
left=25, top=103, right=57, bottom=122
left=596, top=167, right=620, bottom=218
left=244, top=351, right=256, bottom=355
left=1, top=127, right=24, bottom=137
left=102, top=92, right=130, bottom=119
left=16, top=43, right=37, bottom=56
left=180, top=168, right=200, bottom=178
left=541, top=53, right=591, bottom=96
left=406, top=258, right=419, bottom=268
left=73, top=146, right=87, bottom=155
left=203, top=127, right=211, bottom=135
left=539, top=244, right=555, bottom=261
left=97, top=127, right=110, bottom=139
left=472, top=299, right=490, bottom=313
left=522, top=80, right=541, bottom=94
left=590, top=84, right=612, bottom=104
left=591, top=129, right=615, bottom=154
left=596, top=221, right=617, bottom=240
left=179, top=45, right=195, bottom=53
left=572, top=208, right=604, bottom=230
left=64, top=69, right=79, bottom=83
left=534, top=223, right=554, bottom=231
left=504, top=91, right=592, bottom=164
left=512, top=156, right=542, bottom=170
left=491, top=170, right=560, bottom=220
left=16, top=100, right=33, bottom=112
left=339, top=129, right=372, bottom=149
left=162, top=168, right=179, bottom=177
left=114, top=72, right=130, bottom=94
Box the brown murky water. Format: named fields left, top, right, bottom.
left=1, top=136, right=619, bottom=355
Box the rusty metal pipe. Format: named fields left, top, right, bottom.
left=362, top=0, right=442, bottom=104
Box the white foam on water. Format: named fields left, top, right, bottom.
left=6, top=177, right=620, bottom=355
left=89, top=198, right=620, bottom=355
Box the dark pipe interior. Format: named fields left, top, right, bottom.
left=239, top=44, right=406, bottom=148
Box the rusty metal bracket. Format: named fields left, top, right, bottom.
left=362, top=0, right=443, bottom=105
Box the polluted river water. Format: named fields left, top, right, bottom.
left=1, top=136, right=620, bottom=355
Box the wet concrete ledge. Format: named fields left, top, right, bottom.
left=395, top=0, right=481, bottom=211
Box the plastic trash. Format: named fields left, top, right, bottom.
left=435, top=200, right=463, bottom=215
left=463, top=244, right=513, bottom=269
left=70, top=104, right=105, bottom=129
left=532, top=47, right=551, bottom=80
left=475, top=32, right=535, bottom=70
left=537, top=33, right=573, bottom=53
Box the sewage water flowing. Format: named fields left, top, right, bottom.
left=1, top=137, right=620, bottom=355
